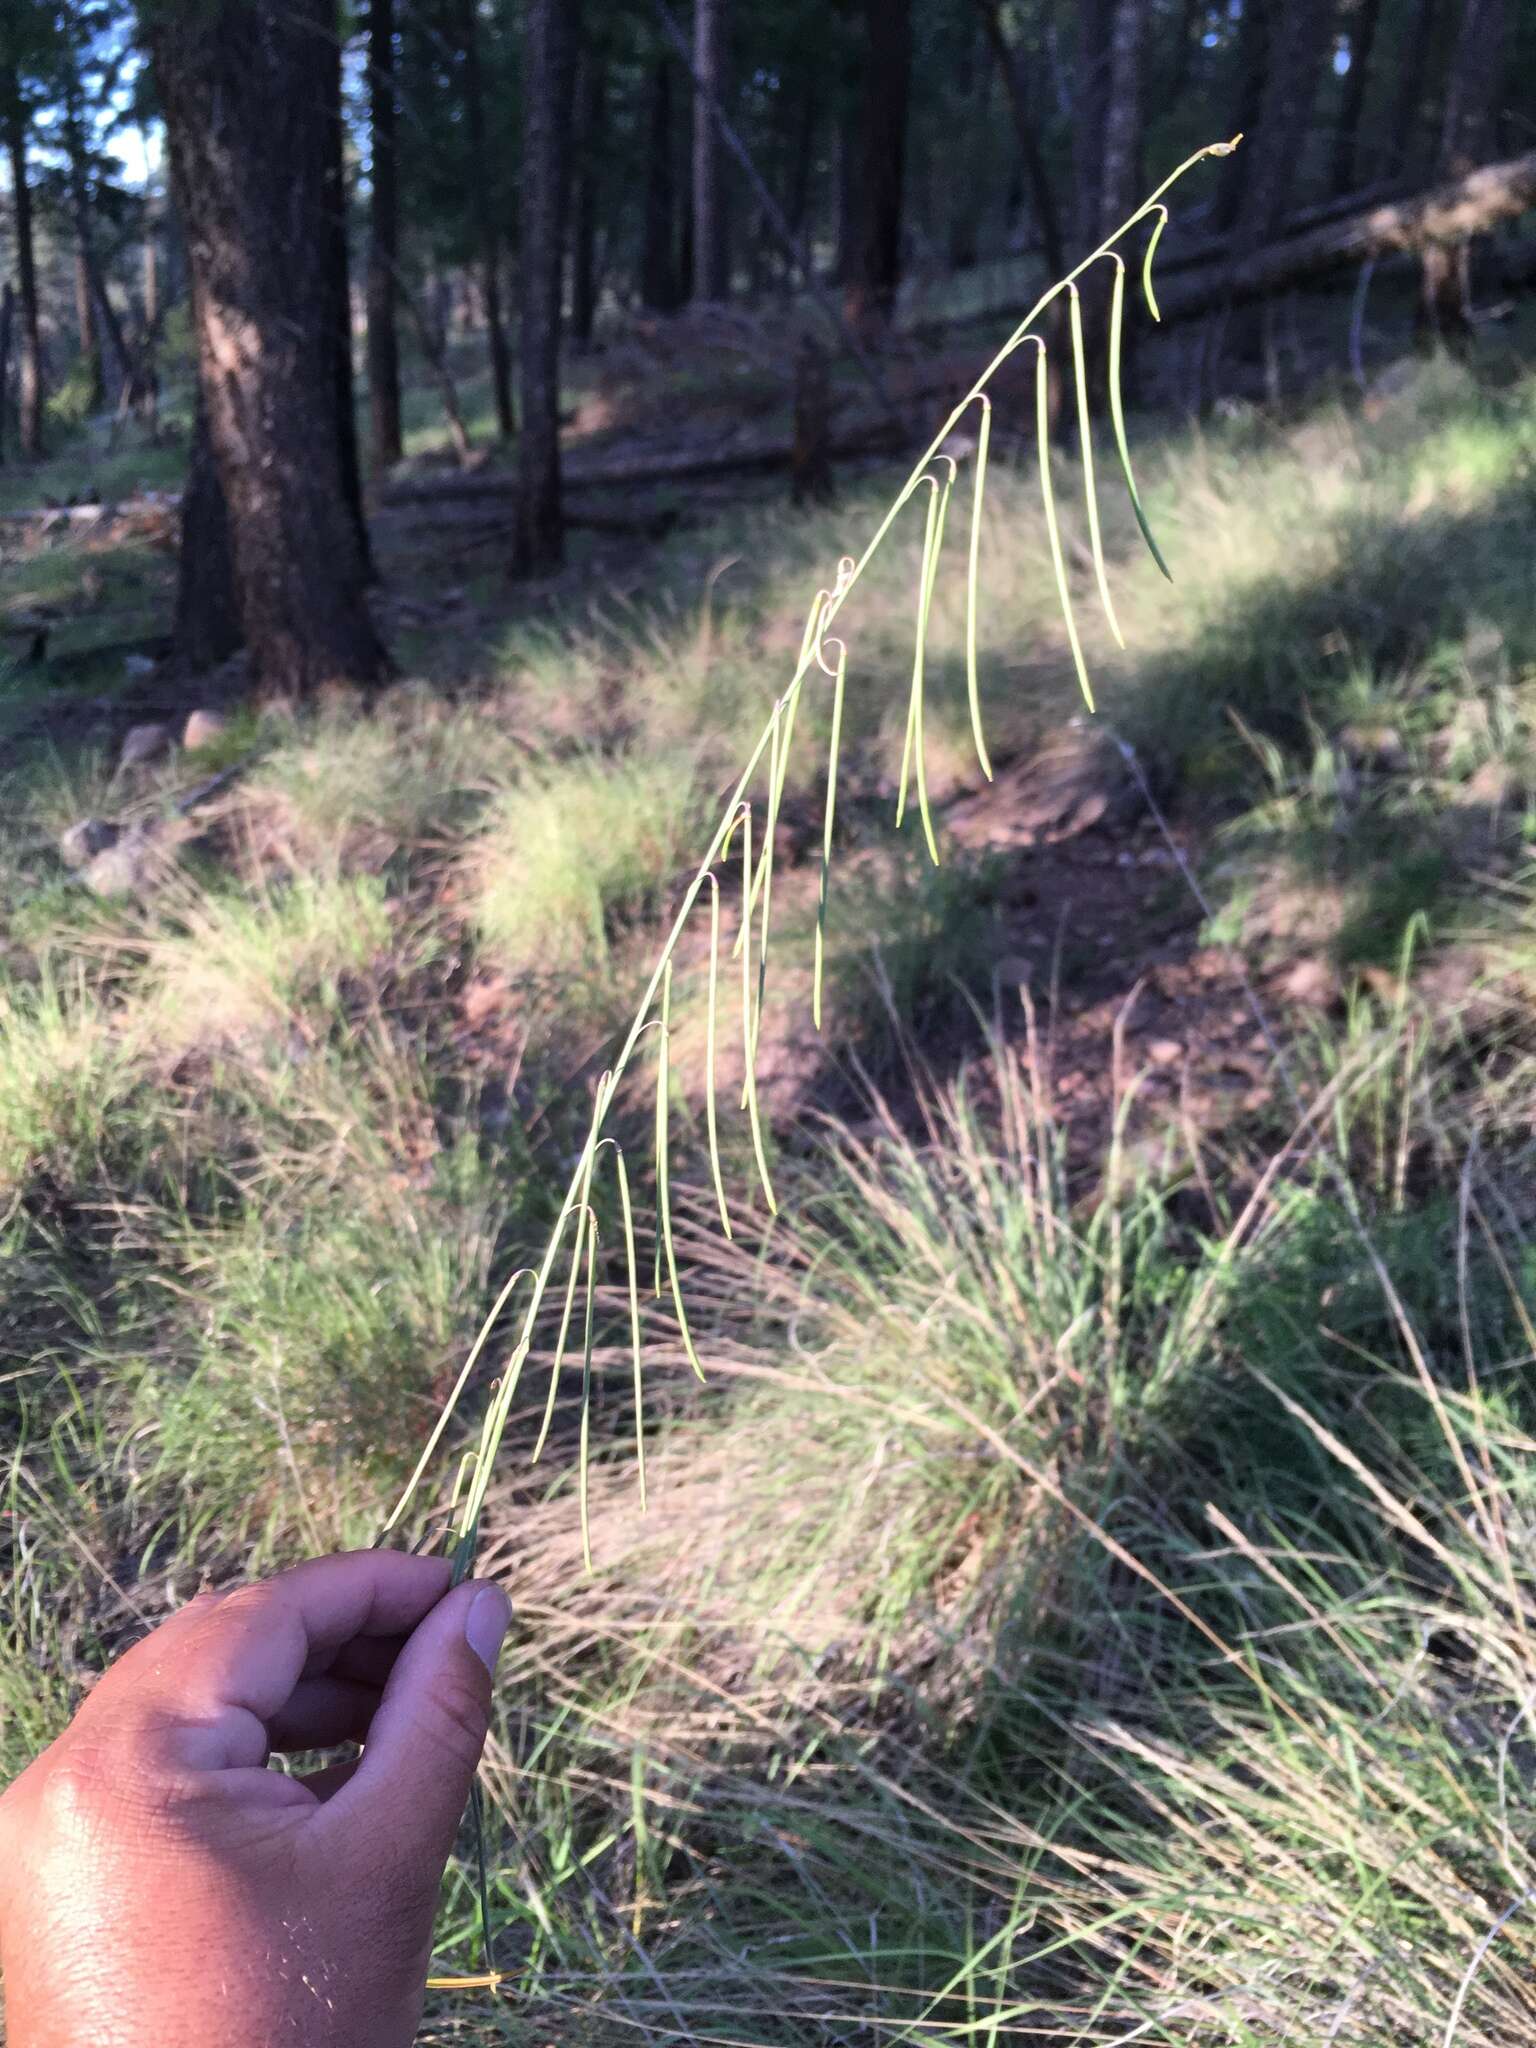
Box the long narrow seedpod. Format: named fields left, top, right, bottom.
left=612, top=1142, right=647, bottom=1511
left=1069, top=284, right=1125, bottom=649
left=533, top=1193, right=594, bottom=1465
left=703, top=873, right=732, bottom=1238
left=1033, top=339, right=1095, bottom=713
left=1142, top=205, right=1169, bottom=321
left=576, top=1219, right=598, bottom=1570
left=813, top=636, right=848, bottom=1032
left=1107, top=256, right=1172, bottom=580
left=728, top=805, right=778, bottom=1212
left=655, top=960, right=704, bottom=1378
left=895, top=460, right=953, bottom=865
left=964, top=396, right=995, bottom=783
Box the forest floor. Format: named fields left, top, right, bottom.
left=5, top=297, right=1536, bottom=2044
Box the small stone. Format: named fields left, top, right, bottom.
left=1464, top=758, right=1521, bottom=809
left=1280, top=957, right=1340, bottom=1009
left=119, top=721, right=172, bottom=768
left=59, top=817, right=120, bottom=869
left=182, top=708, right=231, bottom=753
left=1148, top=1038, right=1183, bottom=1065
left=82, top=822, right=170, bottom=897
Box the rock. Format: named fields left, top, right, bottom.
left=1148, top=1038, right=1183, bottom=1066
left=1279, top=957, right=1340, bottom=1009
left=58, top=817, right=120, bottom=869
left=1339, top=723, right=1407, bottom=773
left=1464, top=758, right=1523, bottom=809
left=182, top=708, right=231, bottom=753
left=119, top=721, right=173, bottom=768
left=81, top=822, right=173, bottom=898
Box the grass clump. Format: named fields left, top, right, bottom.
left=468, top=750, right=708, bottom=973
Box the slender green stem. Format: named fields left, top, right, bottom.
left=613, top=1143, right=646, bottom=1512
left=1108, top=256, right=1172, bottom=580
left=656, top=960, right=704, bottom=1378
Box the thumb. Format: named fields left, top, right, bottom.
left=324, top=1578, right=510, bottom=1882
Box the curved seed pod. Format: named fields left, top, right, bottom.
left=577, top=1218, right=598, bottom=1570
left=656, top=960, right=704, bottom=1378
left=613, top=1142, right=646, bottom=1511
left=703, top=873, right=732, bottom=1238
left=1033, top=339, right=1095, bottom=713
left=1069, top=283, right=1125, bottom=650
left=1108, top=257, right=1172, bottom=581
left=896, top=461, right=953, bottom=865
left=965, top=396, right=995, bottom=783
left=1142, top=206, right=1169, bottom=322
left=813, top=638, right=848, bottom=1032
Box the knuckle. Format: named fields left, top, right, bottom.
left=418, top=1669, right=490, bottom=1774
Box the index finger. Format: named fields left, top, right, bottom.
left=89, top=1551, right=453, bottom=1768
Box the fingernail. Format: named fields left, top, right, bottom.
left=465, top=1585, right=511, bottom=1673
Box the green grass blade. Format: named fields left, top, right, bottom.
left=813, top=639, right=847, bottom=1032
left=1142, top=205, right=1168, bottom=321
left=703, top=873, right=732, bottom=1239
left=613, top=1143, right=646, bottom=1512
left=656, top=959, right=705, bottom=1378
left=964, top=396, right=995, bottom=783
left=1069, top=283, right=1125, bottom=651
left=1108, top=257, right=1172, bottom=581
left=1034, top=341, right=1095, bottom=713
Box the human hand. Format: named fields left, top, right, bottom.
left=0, top=1550, right=510, bottom=2048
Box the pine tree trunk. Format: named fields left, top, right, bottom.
left=0, top=282, right=12, bottom=464
left=1387, top=0, right=1442, bottom=178
left=1331, top=0, right=1385, bottom=194
left=640, top=60, right=680, bottom=311
left=1096, top=0, right=1146, bottom=235
left=145, top=0, right=387, bottom=699
left=691, top=0, right=729, bottom=300
left=973, top=0, right=1066, bottom=278
left=1220, top=0, right=1338, bottom=363
left=175, top=398, right=241, bottom=672
left=74, top=242, right=104, bottom=409
left=570, top=47, right=605, bottom=347
left=1419, top=0, right=1506, bottom=347
left=3, top=83, right=45, bottom=460
left=510, top=0, right=576, bottom=576
left=844, top=0, right=911, bottom=334
left=322, top=30, right=372, bottom=579
left=1072, top=0, right=1110, bottom=251
left=1214, top=0, right=1274, bottom=233
left=366, top=0, right=403, bottom=469
left=462, top=0, right=514, bottom=438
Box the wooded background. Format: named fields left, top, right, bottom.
left=0, top=0, right=1531, bottom=698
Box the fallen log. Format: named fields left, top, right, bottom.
left=379, top=417, right=908, bottom=506
left=1151, top=149, right=1536, bottom=325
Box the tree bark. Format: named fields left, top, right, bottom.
left=74, top=243, right=103, bottom=409
left=1386, top=0, right=1442, bottom=179
left=1072, top=0, right=1110, bottom=251
left=365, top=0, right=402, bottom=468
left=459, top=0, right=512, bottom=439
left=1418, top=0, right=1507, bottom=346
left=972, top=0, right=1066, bottom=278
left=3, top=79, right=44, bottom=459
left=1330, top=0, right=1385, bottom=195
left=0, top=281, right=12, bottom=463
left=1213, top=0, right=1273, bottom=234
left=843, top=0, right=911, bottom=334
left=322, top=27, right=372, bottom=579
left=145, top=0, right=387, bottom=699
left=174, top=398, right=241, bottom=672
left=1096, top=0, right=1147, bottom=237
left=691, top=0, right=728, bottom=300
left=640, top=60, right=681, bottom=311
left=1217, top=0, right=1338, bottom=368
left=510, top=0, right=576, bottom=576
left=570, top=44, right=605, bottom=347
